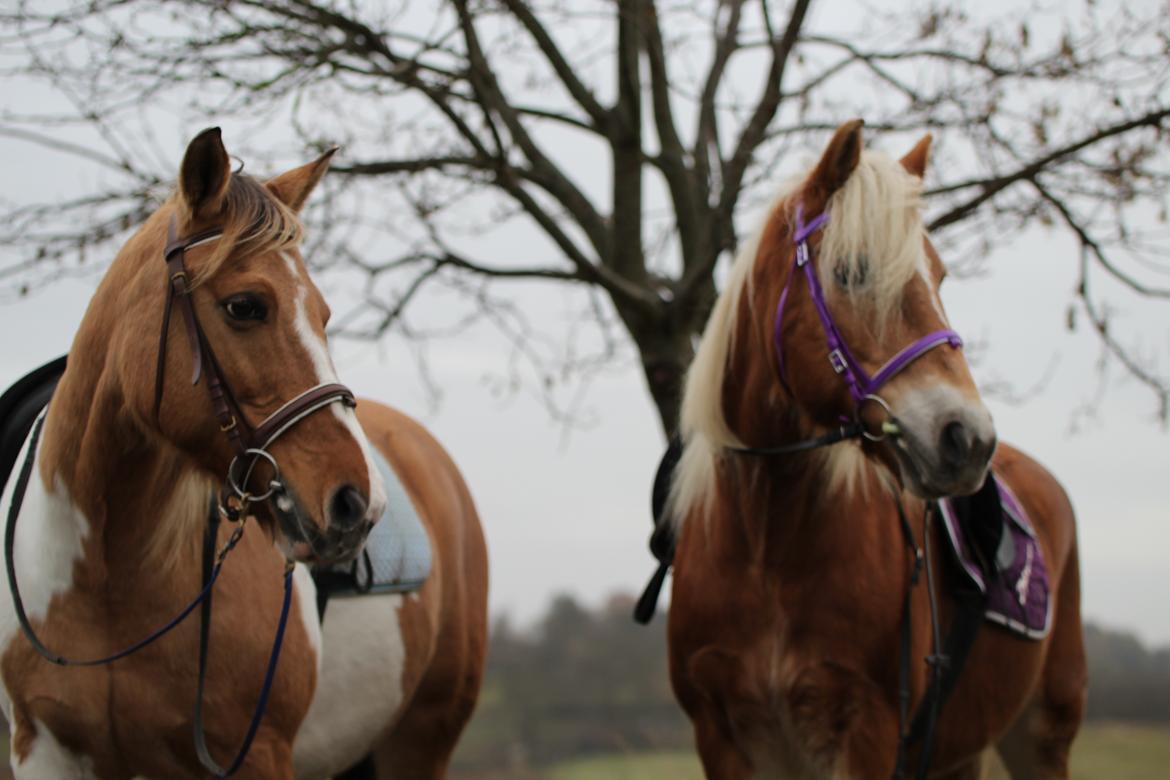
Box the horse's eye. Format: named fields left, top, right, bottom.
left=834, top=255, right=870, bottom=289
left=222, top=294, right=268, bottom=323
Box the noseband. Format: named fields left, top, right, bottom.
left=155, top=216, right=356, bottom=520
left=772, top=205, right=963, bottom=436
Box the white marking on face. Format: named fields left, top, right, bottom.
left=281, top=253, right=387, bottom=524
left=292, top=563, right=322, bottom=675
left=917, top=253, right=950, bottom=326
left=888, top=382, right=995, bottom=494
left=892, top=383, right=992, bottom=442
left=12, top=717, right=98, bottom=779
left=292, top=594, right=407, bottom=778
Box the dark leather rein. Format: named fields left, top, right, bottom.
left=5, top=217, right=357, bottom=777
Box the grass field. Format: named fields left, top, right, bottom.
left=1, top=721, right=1165, bottom=777
left=456, top=722, right=1170, bottom=779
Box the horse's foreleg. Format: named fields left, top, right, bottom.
left=929, top=753, right=988, bottom=780
left=996, top=541, right=1086, bottom=780
left=689, top=706, right=755, bottom=780
left=225, top=738, right=296, bottom=780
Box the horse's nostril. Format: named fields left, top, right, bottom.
left=329, top=484, right=368, bottom=530
left=939, top=420, right=972, bottom=467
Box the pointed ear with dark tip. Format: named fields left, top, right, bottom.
left=266, top=148, right=338, bottom=213
left=179, top=127, right=232, bottom=219
left=808, top=119, right=865, bottom=200
left=900, top=133, right=933, bottom=178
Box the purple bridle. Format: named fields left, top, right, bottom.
left=773, top=205, right=963, bottom=415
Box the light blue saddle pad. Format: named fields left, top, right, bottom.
left=314, top=448, right=432, bottom=596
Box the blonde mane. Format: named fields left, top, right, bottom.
left=668, top=150, right=925, bottom=527
left=144, top=468, right=218, bottom=572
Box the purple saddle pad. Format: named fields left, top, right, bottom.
left=937, top=475, right=1051, bottom=640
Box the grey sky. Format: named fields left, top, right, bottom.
left=1, top=0, right=1168, bottom=647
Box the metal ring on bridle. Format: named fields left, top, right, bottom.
left=226, top=448, right=282, bottom=502
left=856, top=394, right=898, bottom=442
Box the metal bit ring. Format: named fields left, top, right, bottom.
left=856, top=394, right=900, bottom=442
left=226, top=448, right=282, bottom=502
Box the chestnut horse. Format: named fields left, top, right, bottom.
left=0, top=129, right=487, bottom=778
left=666, top=121, right=1085, bottom=779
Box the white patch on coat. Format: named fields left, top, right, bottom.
left=11, top=718, right=97, bottom=779
left=292, top=563, right=322, bottom=674
left=291, top=594, right=407, bottom=779
left=0, top=416, right=90, bottom=723
left=281, top=253, right=387, bottom=523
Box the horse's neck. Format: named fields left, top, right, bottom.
left=32, top=348, right=205, bottom=591
left=719, top=394, right=903, bottom=578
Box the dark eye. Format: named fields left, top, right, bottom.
left=222, top=294, right=268, bottom=323
left=834, top=255, right=870, bottom=289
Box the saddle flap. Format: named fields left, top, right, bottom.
left=938, top=474, right=1051, bottom=640
left=0, top=356, right=67, bottom=497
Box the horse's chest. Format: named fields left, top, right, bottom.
left=292, top=591, right=413, bottom=778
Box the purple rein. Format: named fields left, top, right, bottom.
left=773, top=206, right=963, bottom=406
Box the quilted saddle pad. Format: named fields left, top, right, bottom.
left=937, top=474, right=1051, bottom=640
left=312, top=447, right=432, bottom=597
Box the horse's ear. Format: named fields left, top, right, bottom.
left=266, top=148, right=338, bottom=213
left=808, top=119, right=865, bottom=199
left=179, top=127, right=232, bottom=219
left=900, top=133, right=932, bottom=179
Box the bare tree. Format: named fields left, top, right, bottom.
left=1, top=0, right=1168, bottom=433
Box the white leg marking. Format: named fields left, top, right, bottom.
left=12, top=718, right=97, bottom=779
left=292, top=594, right=407, bottom=779
left=282, top=253, right=387, bottom=522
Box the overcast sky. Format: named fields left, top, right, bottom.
left=1, top=0, right=1168, bottom=647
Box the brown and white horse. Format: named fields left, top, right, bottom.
left=666, top=121, right=1086, bottom=779
left=0, top=129, right=487, bottom=778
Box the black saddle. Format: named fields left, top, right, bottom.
left=0, top=356, right=67, bottom=497
left=632, top=435, right=682, bottom=624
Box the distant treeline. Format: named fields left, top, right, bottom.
left=452, top=593, right=1170, bottom=772
left=1085, top=622, right=1170, bottom=722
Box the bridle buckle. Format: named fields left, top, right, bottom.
left=796, top=242, right=811, bottom=267
left=828, top=349, right=848, bottom=375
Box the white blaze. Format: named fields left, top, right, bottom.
left=281, top=253, right=387, bottom=522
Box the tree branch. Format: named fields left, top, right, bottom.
left=498, top=0, right=611, bottom=130
left=927, top=107, right=1170, bottom=231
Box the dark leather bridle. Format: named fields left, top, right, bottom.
left=156, top=216, right=356, bottom=520
left=5, top=216, right=360, bottom=777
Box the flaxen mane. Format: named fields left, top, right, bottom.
left=669, top=150, right=927, bottom=527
